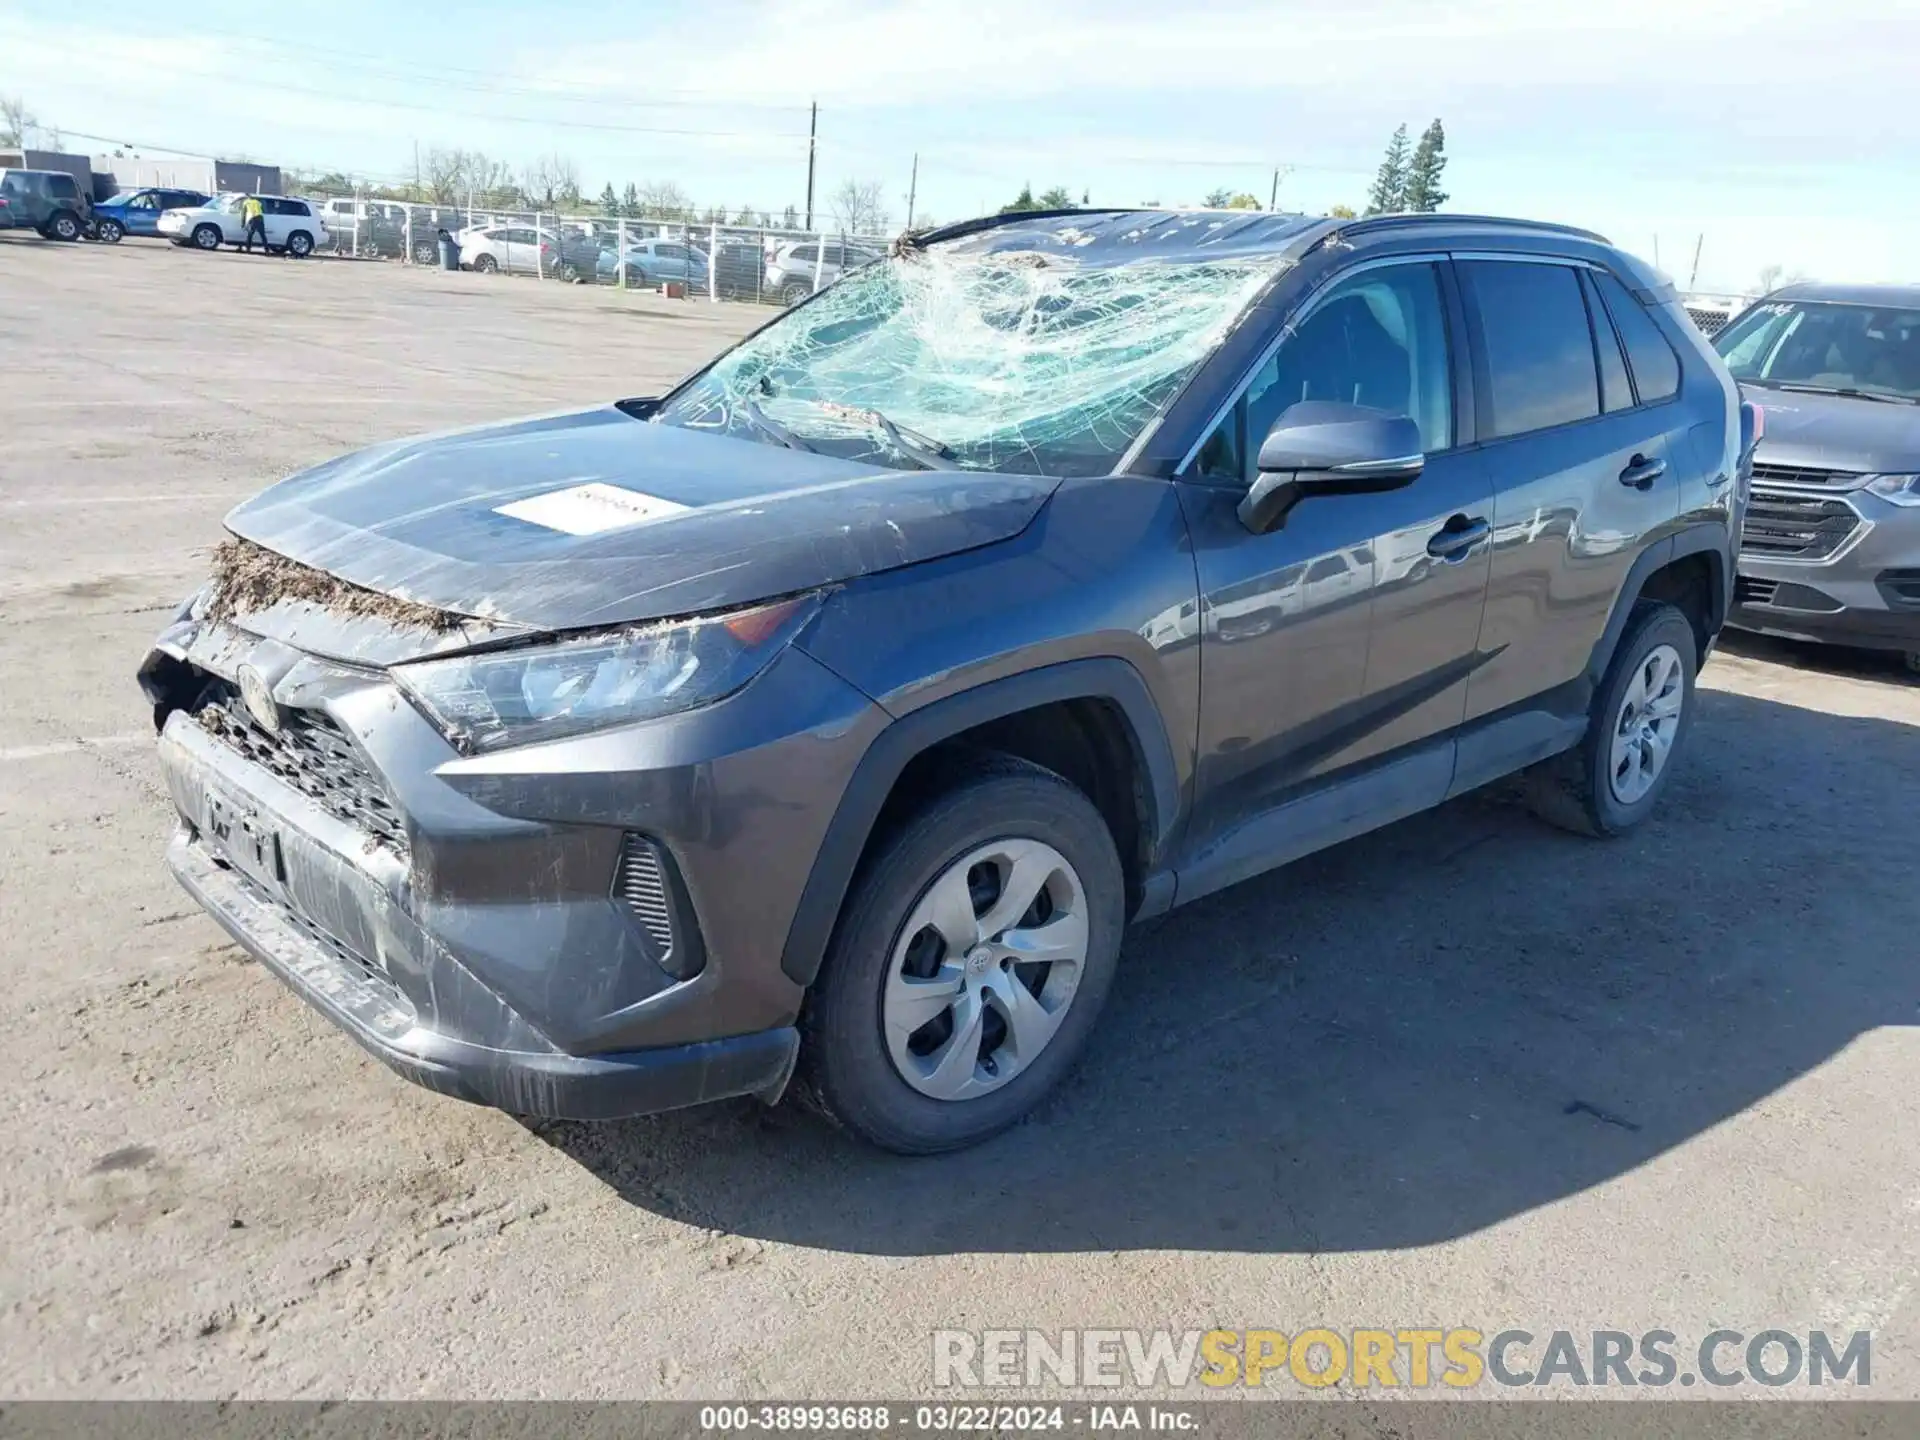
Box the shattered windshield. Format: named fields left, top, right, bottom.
left=652, top=243, right=1281, bottom=476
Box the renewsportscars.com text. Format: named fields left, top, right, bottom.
left=932, top=1328, right=1871, bottom=1390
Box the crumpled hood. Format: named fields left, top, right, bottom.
left=1742, top=384, right=1920, bottom=475
left=225, top=405, right=1057, bottom=632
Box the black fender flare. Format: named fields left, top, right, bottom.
left=779, top=657, right=1183, bottom=987
left=1585, top=524, right=1732, bottom=686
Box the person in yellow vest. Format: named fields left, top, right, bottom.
left=240, top=195, right=268, bottom=254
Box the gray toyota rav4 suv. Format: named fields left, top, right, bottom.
left=141, top=209, right=1752, bottom=1153
left=1714, top=282, right=1920, bottom=672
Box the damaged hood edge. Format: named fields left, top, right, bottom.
left=219, top=404, right=1061, bottom=660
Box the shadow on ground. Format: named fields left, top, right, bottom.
left=532, top=685, right=1919, bottom=1255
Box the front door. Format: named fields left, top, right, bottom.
left=1177, top=258, right=1492, bottom=888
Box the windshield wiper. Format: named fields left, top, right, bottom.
left=863, top=409, right=962, bottom=470
left=1756, top=381, right=1919, bottom=406
left=735, top=396, right=819, bottom=453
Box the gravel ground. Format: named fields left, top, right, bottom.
left=3, top=233, right=1917, bottom=1401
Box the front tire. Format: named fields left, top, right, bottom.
left=96, top=218, right=124, bottom=244
left=801, top=757, right=1125, bottom=1154
left=192, top=223, right=222, bottom=251
left=1525, top=602, right=1699, bottom=837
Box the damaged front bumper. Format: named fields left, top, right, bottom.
left=142, top=613, right=881, bottom=1121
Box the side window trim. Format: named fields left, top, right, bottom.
left=1578, top=268, right=1636, bottom=412
left=1174, top=250, right=1456, bottom=479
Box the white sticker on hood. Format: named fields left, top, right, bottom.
left=494, top=483, right=691, bottom=535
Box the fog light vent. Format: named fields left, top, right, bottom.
left=614, top=833, right=703, bottom=979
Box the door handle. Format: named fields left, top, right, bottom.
left=1426, top=516, right=1491, bottom=561
left=1620, top=454, right=1667, bottom=490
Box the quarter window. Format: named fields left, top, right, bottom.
left=1582, top=271, right=1635, bottom=413
left=1464, top=261, right=1600, bottom=438
left=1594, top=271, right=1681, bottom=403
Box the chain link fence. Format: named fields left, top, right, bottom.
left=301, top=191, right=890, bottom=308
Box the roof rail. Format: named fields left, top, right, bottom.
left=912, top=207, right=1137, bottom=245
left=1334, top=212, right=1610, bottom=244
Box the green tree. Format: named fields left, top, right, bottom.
left=999, top=183, right=1041, bottom=214
left=598, top=183, right=620, bottom=217
left=1037, top=185, right=1075, bottom=209
left=1364, top=124, right=1411, bottom=215
left=1328, top=203, right=1358, bottom=220
left=1402, top=119, right=1449, bottom=213
left=1203, top=187, right=1234, bottom=208
left=1226, top=193, right=1261, bottom=210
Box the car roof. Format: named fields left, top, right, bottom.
left=1770, top=280, right=1920, bottom=307
left=913, top=208, right=1606, bottom=268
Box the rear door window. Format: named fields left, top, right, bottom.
left=1463, top=261, right=1601, bottom=438
left=1594, top=271, right=1682, bottom=403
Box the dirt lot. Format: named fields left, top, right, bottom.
left=3, top=233, right=1918, bottom=1400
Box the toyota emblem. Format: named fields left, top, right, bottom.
left=237, top=665, right=281, bottom=734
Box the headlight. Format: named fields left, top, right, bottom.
left=1865, top=474, right=1920, bottom=508
left=392, top=592, right=821, bottom=754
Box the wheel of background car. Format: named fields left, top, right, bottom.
left=49, top=211, right=81, bottom=242
left=798, top=756, right=1125, bottom=1154
left=558, top=261, right=580, bottom=284
left=781, top=279, right=811, bottom=305
left=192, top=224, right=222, bottom=251
left=286, top=230, right=313, bottom=259
left=96, top=218, right=123, bottom=244
left=1905, top=651, right=1920, bottom=678
left=472, top=252, right=497, bottom=273
left=1523, top=601, right=1699, bottom=838
left=414, top=242, right=436, bottom=264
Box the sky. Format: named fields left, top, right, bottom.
left=2, top=0, right=1913, bottom=293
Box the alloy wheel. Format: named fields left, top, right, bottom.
left=1609, top=643, right=1685, bottom=805
left=882, top=838, right=1089, bottom=1101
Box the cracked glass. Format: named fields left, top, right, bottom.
left=652, top=243, right=1282, bottom=477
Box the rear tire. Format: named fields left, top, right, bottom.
left=286, top=230, right=313, bottom=258
left=48, top=210, right=81, bottom=242
left=781, top=279, right=812, bottom=305
left=1904, top=651, right=1920, bottom=678
left=801, top=756, right=1125, bottom=1154
left=1524, top=602, right=1699, bottom=837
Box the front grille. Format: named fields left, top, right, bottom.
left=1740, top=489, right=1863, bottom=561
left=194, top=682, right=409, bottom=857
left=1751, top=462, right=1862, bottom=489
left=1734, top=576, right=1777, bottom=607
left=1685, top=305, right=1733, bottom=337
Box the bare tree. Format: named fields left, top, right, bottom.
left=637, top=181, right=692, bottom=221
left=829, top=179, right=889, bottom=235
left=1757, top=263, right=1786, bottom=295
left=421, top=148, right=466, bottom=204
left=1, top=95, right=37, bottom=149
left=519, top=153, right=580, bottom=211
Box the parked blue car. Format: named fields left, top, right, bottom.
left=596, top=237, right=711, bottom=289
left=92, top=188, right=212, bottom=243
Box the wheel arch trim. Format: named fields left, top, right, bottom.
left=778, top=657, right=1181, bottom=987
left=1585, top=525, right=1730, bottom=685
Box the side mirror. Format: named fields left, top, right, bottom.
left=1238, top=401, right=1425, bottom=534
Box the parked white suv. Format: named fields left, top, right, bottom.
left=158, top=195, right=329, bottom=257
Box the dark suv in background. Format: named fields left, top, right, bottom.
left=141, top=209, right=1751, bottom=1153
left=1714, top=282, right=1920, bottom=673
left=0, top=168, right=91, bottom=240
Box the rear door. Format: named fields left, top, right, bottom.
left=1457, top=256, right=1684, bottom=732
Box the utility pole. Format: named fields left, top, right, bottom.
left=1270, top=168, right=1280, bottom=211
left=413, top=141, right=420, bottom=201
left=804, top=101, right=818, bottom=230
left=905, top=152, right=918, bottom=231
left=1688, top=233, right=1704, bottom=291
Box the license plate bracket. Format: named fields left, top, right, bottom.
left=205, top=786, right=286, bottom=895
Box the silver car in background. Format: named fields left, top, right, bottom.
left=764, top=239, right=884, bottom=305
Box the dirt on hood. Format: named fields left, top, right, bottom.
left=204, top=536, right=463, bottom=632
